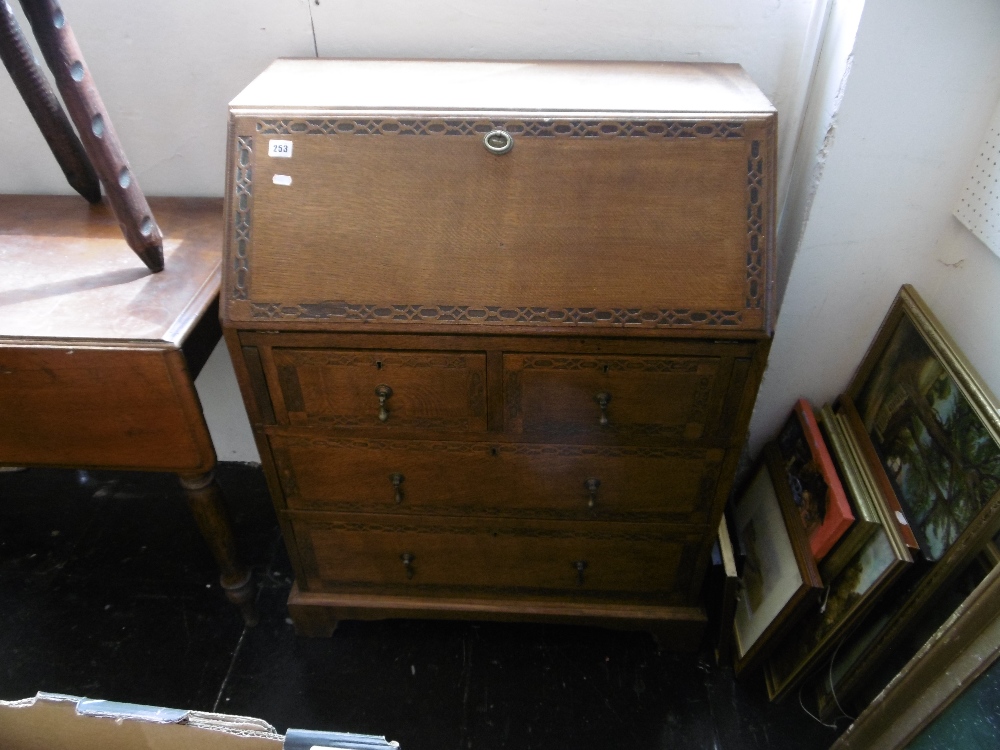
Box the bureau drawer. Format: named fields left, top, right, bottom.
left=290, top=513, right=704, bottom=603
left=271, top=435, right=725, bottom=523
left=503, top=353, right=731, bottom=442
left=269, top=348, right=486, bottom=431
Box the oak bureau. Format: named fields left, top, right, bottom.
left=222, top=59, right=776, bottom=647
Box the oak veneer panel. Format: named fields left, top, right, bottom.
left=290, top=513, right=700, bottom=603
left=248, top=135, right=749, bottom=311
left=271, top=434, right=724, bottom=524
left=269, top=348, right=487, bottom=431
left=503, top=352, right=728, bottom=442
left=225, top=59, right=776, bottom=336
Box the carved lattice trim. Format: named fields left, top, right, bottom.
left=248, top=302, right=744, bottom=328
left=232, top=137, right=253, bottom=301
left=257, top=118, right=746, bottom=139
left=509, top=356, right=705, bottom=373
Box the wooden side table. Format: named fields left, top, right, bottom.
left=0, top=195, right=256, bottom=624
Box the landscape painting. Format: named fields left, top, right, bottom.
left=855, top=311, right=1000, bottom=561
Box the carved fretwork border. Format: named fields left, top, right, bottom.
left=257, top=118, right=746, bottom=139
left=746, top=140, right=765, bottom=309
left=231, top=119, right=769, bottom=329
left=248, top=302, right=745, bottom=328
left=231, top=136, right=253, bottom=301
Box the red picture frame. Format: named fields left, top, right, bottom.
left=775, top=399, right=855, bottom=561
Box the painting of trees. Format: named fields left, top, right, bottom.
left=856, top=317, right=1000, bottom=560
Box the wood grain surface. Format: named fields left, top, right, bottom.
left=223, top=60, right=777, bottom=639
left=0, top=195, right=222, bottom=342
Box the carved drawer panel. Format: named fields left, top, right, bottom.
left=503, top=353, right=732, bottom=442
left=290, top=512, right=704, bottom=603
left=269, top=348, right=487, bottom=431
left=271, top=434, right=726, bottom=524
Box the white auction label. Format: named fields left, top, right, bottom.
left=268, top=139, right=293, bottom=158
left=272, top=174, right=292, bottom=186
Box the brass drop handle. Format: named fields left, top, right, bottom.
left=595, top=392, right=612, bottom=426
left=401, top=552, right=415, bottom=579
left=573, top=560, right=588, bottom=586
left=375, top=384, right=393, bottom=422
left=391, top=472, right=405, bottom=504
left=584, top=477, right=601, bottom=509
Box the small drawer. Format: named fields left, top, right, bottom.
left=271, top=434, right=725, bottom=524
left=269, top=348, right=486, bottom=431
left=290, top=512, right=704, bottom=603
left=503, top=353, right=730, bottom=442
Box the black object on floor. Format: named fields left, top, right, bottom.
left=0, top=464, right=843, bottom=749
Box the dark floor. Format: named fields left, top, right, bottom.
left=0, top=464, right=844, bottom=749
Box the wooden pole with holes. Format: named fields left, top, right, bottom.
left=0, top=1, right=101, bottom=203
left=18, top=0, right=164, bottom=272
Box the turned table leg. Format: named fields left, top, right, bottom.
left=178, top=470, right=258, bottom=626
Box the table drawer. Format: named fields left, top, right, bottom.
left=503, top=353, right=731, bottom=442
left=290, top=513, right=704, bottom=603
left=272, top=435, right=725, bottom=523
left=269, top=348, right=487, bottom=431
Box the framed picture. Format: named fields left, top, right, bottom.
left=827, top=561, right=1000, bottom=750
left=705, top=516, right=739, bottom=666
left=815, top=404, right=882, bottom=583
left=763, top=438, right=914, bottom=702
left=814, top=544, right=996, bottom=722
left=731, top=444, right=824, bottom=677
left=775, top=399, right=855, bottom=561
left=846, top=285, right=1000, bottom=562
left=821, top=285, right=1000, bottom=709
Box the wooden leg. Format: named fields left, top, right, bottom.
left=288, top=606, right=339, bottom=638
left=287, top=583, right=339, bottom=637
left=178, top=470, right=258, bottom=626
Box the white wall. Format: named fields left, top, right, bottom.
left=748, top=0, right=1000, bottom=454
left=1, top=0, right=825, bottom=463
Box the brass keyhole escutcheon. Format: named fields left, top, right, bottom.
left=585, top=477, right=601, bottom=509
left=375, top=384, right=393, bottom=422
left=573, top=560, right=588, bottom=586
left=484, top=129, right=514, bottom=155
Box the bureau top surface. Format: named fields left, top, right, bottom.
left=0, top=196, right=222, bottom=345
left=230, top=59, right=775, bottom=116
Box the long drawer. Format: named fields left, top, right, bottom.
left=270, top=434, right=725, bottom=524
left=288, top=512, right=704, bottom=604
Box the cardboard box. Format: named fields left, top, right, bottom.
left=0, top=693, right=399, bottom=750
